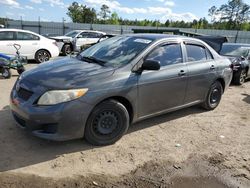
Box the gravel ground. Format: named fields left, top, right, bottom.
left=0, top=64, right=249, bottom=188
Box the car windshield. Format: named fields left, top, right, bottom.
left=65, top=31, right=81, bottom=38
left=220, top=44, right=250, bottom=57
left=78, top=36, right=153, bottom=67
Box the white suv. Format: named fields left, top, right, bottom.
left=0, top=29, right=59, bottom=63
left=50, top=30, right=106, bottom=55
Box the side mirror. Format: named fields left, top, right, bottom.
left=77, top=35, right=83, bottom=38
left=141, top=59, right=161, bottom=71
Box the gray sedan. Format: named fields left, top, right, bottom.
left=10, top=34, right=233, bottom=145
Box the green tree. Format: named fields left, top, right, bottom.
left=208, top=0, right=250, bottom=29
left=67, top=2, right=97, bottom=23
left=99, top=4, right=111, bottom=20
left=109, top=12, right=119, bottom=25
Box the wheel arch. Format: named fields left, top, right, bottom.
left=215, top=77, right=225, bottom=92
left=92, top=96, right=134, bottom=124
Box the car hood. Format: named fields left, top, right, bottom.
left=21, top=57, right=115, bottom=89
left=50, top=36, right=72, bottom=41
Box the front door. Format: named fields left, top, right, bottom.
left=137, top=42, right=188, bottom=118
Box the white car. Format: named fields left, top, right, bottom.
left=50, top=30, right=106, bottom=55
left=0, top=29, right=59, bottom=63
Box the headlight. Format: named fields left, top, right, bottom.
left=37, top=89, right=88, bottom=105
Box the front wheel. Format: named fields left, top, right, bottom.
left=62, top=44, right=72, bottom=56
left=1, top=68, right=11, bottom=79
left=234, top=69, right=247, bottom=85
left=35, top=50, right=50, bottom=63
left=202, top=81, right=223, bottom=110
left=84, top=100, right=130, bottom=146
left=17, top=66, right=25, bottom=75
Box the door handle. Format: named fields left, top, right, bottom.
left=7, top=43, right=13, bottom=46
left=178, top=70, right=186, bottom=76
left=32, top=43, right=38, bottom=45
left=210, top=65, right=215, bottom=70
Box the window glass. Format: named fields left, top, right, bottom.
left=17, top=32, right=39, bottom=40
left=220, top=44, right=250, bottom=58
left=79, top=36, right=153, bottom=67
left=205, top=49, right=213, bottom=60
left=186, top=44, right=207, bottom=62
left=79, top=32, right=89, bottom=38
left=0, top=31, right=15, bottom=40
left=87, top=32, right=101, bottom=38
left=146, top=43, right=183, bottom=66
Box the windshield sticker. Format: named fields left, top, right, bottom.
left=134, top=39, right=152, bottom=44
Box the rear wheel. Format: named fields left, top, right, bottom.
left=84, top=100, right=129, bottom=146
left=202, top=81, right=223, bottom=110
left=35, top=50, right=50, bottom=63
left=234, top=69, right=247, bottom=85
left=1, top=68, right=11, bottom=79
left=62, top=44, right=72, bottom=56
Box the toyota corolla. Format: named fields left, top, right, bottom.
left=10, top=34, right=232, bottom=145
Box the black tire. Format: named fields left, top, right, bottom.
left=62, top=44, right=72, bottom=56
left=234, top=69, right=247, bottom=85
left=202, top=81, right=223, bottom=110
left=35, top=50, right=51, bottom=63
left=17, top=66, right=25, bottom=75
left=1, top=68, right=11, bottom=79
left=84, top=100, right=130, bottom=146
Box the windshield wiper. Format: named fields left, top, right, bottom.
left=81, top=56, right=106, bottom=66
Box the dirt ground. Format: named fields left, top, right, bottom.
left=0, top=64, right=249, bottom=188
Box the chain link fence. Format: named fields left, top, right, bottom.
left=5, top=20, right=250, bottom=44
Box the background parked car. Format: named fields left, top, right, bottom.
left=80, top=34, right=116, bottom=51
left=0, top=29, right=59, bottom=63
left=49, top=30, right=106, bottom=55
left=219, top=43, right=250, bottom=85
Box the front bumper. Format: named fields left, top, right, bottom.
left=10, top=80, right=93, bottom=141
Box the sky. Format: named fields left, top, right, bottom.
left=1, top=0, right=250, bottom=23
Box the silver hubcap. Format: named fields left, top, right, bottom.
left=2, top=69, right=9, bottom=77
left=240, top=70, right=246, bottom=84
left=38, top=51, right=50, bottom=63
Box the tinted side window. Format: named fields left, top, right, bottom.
left=205, top=48, right=213, bottom=60
left=0, top=31, right=15, bottom=40
left=87, top=32, right=101, bottom=38
left=17, top=32, right=39, bottom=40
left=146, top=44, right=183, bottom=66
left=186, top=44, right=207, bottom=62
left=79, top=32, right=88, bottom=38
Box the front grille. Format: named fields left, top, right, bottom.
left=17, top=87, right=33, bottom=101
left=13, top=113, right=26, bottom=128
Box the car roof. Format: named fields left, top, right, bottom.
left=0, top=28, right=41, bottom=36
left=122, top=33, right=201, bottom=42
left=71, top=30, right=106, bottom=34
left=223, top=43, right=250, bottom=47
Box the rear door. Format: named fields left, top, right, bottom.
left=75, top=32, right=89, bottom=47
left=183, top=41, right=217, bottom=104
left=137, top=42, right=188, bottom=118
left=87, top=32, right=102, bottom=44
left=16, top=31, right=40, bottom=58
left=0, top=31, right=16, bottom=55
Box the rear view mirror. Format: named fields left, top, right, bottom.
left=141, top=59, right=161, bottom=71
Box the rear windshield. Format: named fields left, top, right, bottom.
left=220, top=44, right=250, bottom=57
